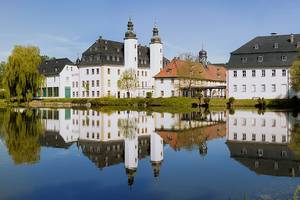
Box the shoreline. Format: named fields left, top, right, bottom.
left=0, top=97, right=299, bottom=111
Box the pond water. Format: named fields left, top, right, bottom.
left=0, top=108, right=300, bottom=200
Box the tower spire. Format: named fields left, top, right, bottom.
left=125, top=18, right=136, bottom=39
left=150, top=20, right=161, bottom=44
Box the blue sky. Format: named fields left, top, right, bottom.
left=0, top=0, right=300, bottom=63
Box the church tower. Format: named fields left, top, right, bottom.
left=124, top=18, right=138, bottom=70
left=150, top=23, right=163, bottom=86
left=150, top=132, right=163, bottom=178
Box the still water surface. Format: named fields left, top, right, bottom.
left=0, top=108, right=300, bottom=200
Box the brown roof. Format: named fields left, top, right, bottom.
left=154, top=59, right=226, bottom=82
left=158, top=122, right=226, bottom=150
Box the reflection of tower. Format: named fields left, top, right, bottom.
left=199, top=141, right=208, bottom=158
left=124, top=134, right=138, bottom=186
left=150, top=132, right=164, bottom=178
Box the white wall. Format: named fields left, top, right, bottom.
left=228, top=67, right=290, bottom=99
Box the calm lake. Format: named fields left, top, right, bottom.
left=0, top=108, right=300, bottom=200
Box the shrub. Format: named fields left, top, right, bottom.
left=146, top=92, right=152, bottom=98
left=228, top=97, right=235, bottom=104
left=203, top=97, right=210, bottom=105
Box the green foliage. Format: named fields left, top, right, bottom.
left=146, top=92, right=152, bottom=98
left=203, top=97, right=210, bottom=105
left=117, top=68, right=138, bottom=98
left=1, top=109, right=44, bottom=164
left=291, top=50, right=300, bottom=92
left=0, top=61, right=5, bottom=89
left=228, top=97, right=235, bottom=104
left=3, top=45, right=44, bottom=102
left=289, top=123, right=300, bottom=158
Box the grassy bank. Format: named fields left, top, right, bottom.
left=1, top=97, right=299, bottom=110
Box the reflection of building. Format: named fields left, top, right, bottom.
left=39, top=109, right=226, bottom=185
left=226, top=110, right=300, bottom=177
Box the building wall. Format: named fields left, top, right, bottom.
left=226, top=110, right=291, bottom=144
left=227, top=67, right=291, bottom=99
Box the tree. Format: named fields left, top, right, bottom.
left=0, top=61, right=5, bottom=89
left=117, top=68, right=138, bottom=98
left=290, top=50, right=300, bottom=92
left=289, top=122, right=300, bottom=158
left=1, top=109, right=44, bottom=164
left=3, top=45, right=44, bottom=102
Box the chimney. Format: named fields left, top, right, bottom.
left=289, top=33, right=295, bottom=43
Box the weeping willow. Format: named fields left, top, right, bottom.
left=2, top=109, right=44, bottom=164
left=3, top=45, right=44, bottom=102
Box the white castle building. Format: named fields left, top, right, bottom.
left=38, top=19, right=163, bottom=98
left=227, top=33, right=300, bottom=99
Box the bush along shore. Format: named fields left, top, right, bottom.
left=8, top=96, right=297, bottom=110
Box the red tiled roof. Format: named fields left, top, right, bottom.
left=154, top=59, right=226, bottom=82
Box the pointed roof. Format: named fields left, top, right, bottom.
left=39, top=58, right=73, bottom=76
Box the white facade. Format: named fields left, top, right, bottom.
left=226, top=110, right=292, bottom=144
left=227, top=67, right=295, bottom=99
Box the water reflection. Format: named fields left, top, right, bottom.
left=226, top=110, right=300, bottom=177
left=1, top=108, right=226, bottom=186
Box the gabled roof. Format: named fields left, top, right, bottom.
left=39, top=58, right=74, bottom=76
left=154, top=59, right=226, bottom=82
left=228, top=34, right=300, bottom=68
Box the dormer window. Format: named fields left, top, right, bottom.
left=281, top=55, right=287, bottom=62
left=106, top=55, right=110, bottom=61
left=254, top=44, right=259, bottom=49
left=117, top=48, right=120, bottom=52
left=241, top=57, right=247, bottom=63
left=257, top=56, right=263, bottom=62
left=274, top=43, right=279, bottom=49
left=104, top=46, right=108, bottom=50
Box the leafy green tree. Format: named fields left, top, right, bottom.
left=117, top=68, right=138, bottom=98
left=3, top=45, right=44, bottom=102
left=1, top=109, right=44, bottom=164
left=290, top=50, right=300, bottom=92
left=289, top=123, right=300, bottom=158
left=0, top=61, right=5, bottom=89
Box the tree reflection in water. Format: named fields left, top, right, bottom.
left=1, top=109, right=44, bottom=164
left=289, top=122, right=300, bottom=158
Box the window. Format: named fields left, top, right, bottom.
left=272, top=69, right=276, bottom=77
left=261, top=119, right=266, bottom=127
left=96, top=80, right=99, bottom=87
left=96, top=68, right=99, bottom=74
left=161, top=91, right=164, bottom=97
left=160, top=79, right=163, bottom=84
left=234, top=133, right=237, bottom=140
left=272, top=135, right=276, bottom=142
left=252, top=134, right=256, bottom=141
left=233, top=70, right=237, bottom=77
left=258, top=149, right=263, bottom=157
left=242, top=84, right=246, bottom=92
left=92, top=91, right=95, bottom=97
left=242, top=133, right=246, bottom=141
left=261, top=84, right=266, bottom=92
left=262, top=69, right=266, bottom=77
left=107, top=90, right=111, bottom=96
left=282, top=135, right=287, bottom=143
left=254, top=44, right=259, bottom=49
left=241, top=57, right=247, bottom=63
left=233, top=85, right=237, bottom=92
left=107, top=68, right=110, bottom=74
left=118, top=69, right=120, bottom=75
left=171, top=78, right=175, bottom=84
left=106, top=55, right=110, bottom=60
left=252, top=84, right=256, bottom=92
left=257, top=56, right=263, bottom=62
left=272, top=119, right=276, bottom=127
left=262, top=134, right=266, bottom=142
left=281, top=55, right=287, bottom=62
left=282, top=69, right=287, bottom=77
left=92, top=80, right=95, bottom=87
left=86, top=69, right=89, bottom=75
left=97, top=91, right=100, bottom=97
left=274, top=43, right=279, bottom=49
left=145, top=71, right=147, bottom=76
left=252, top=70, right=256, bottom=77
left=271, top=84, right=276, bottom=92
left=92, top=68, right=95, bottom=74
left=108, top=80, right=111, bottom=87
left=171, top=90, right=175, bottom=96
left=54, top=87, right=59, bottom=97
left=242, top=70, right=246, bottom=77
